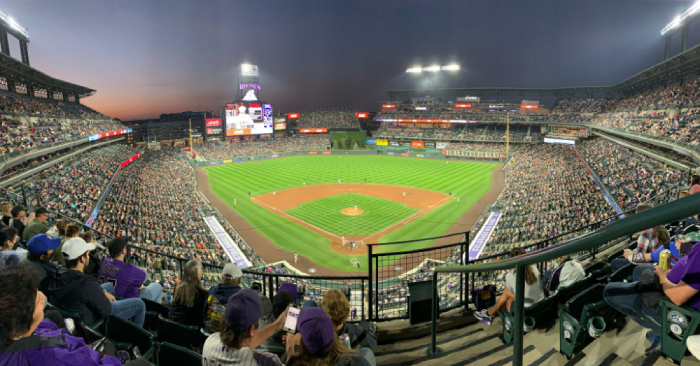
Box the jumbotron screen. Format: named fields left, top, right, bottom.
left=225, top=102, right=273, bottom=136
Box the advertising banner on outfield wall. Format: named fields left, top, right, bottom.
left=467, top=212, right=501, bottom=261
left=401, top=153, right=409, bottom=157
left=365, top=139, right=376, bottom=145
left=411, top=141, right=424, bottom=148
left=376, top=139, right=388, bottom=146
left=389, top=141, right=399, bottom=147
left=423, top=142, right=436, bottom=148
left=203, top=216, right=252, bottom=268
left=436, top=142, right=447, bottom=149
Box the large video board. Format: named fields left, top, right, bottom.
left=225, top=102, right=273, bottom=136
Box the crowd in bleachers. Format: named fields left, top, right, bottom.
left=552, top=98, right=616, bottom=114
left=296, top=110, right=360, bottom=129
left=0, top=94, right=122, bottom=159
left=474, top=144, right=617, bottom=259
left=374, top=124, right=534, bottom=142
left=195, top=136, right=330, bottom=161
left=578, top=138, right=684, bottom=210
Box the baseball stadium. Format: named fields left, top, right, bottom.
left=3, top=2, right=700, bottom=366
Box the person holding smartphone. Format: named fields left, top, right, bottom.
left=202, top=289, right=288, bottom=365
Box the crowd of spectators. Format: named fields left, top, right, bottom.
left=552, top=98, right=616, bottom=114
left=578, top=138, right=684, bottom=210
left=296, top=110, right=360, bottom=129
left=195, top=136, right=330, bottom=161
left=473, top=144, right=617, bottom=259
left=374, top=124, right=534, bottom=142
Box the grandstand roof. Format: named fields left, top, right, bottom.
left=0, top=52, right=95, bottom=99
left=387, top=42, right=700, bottom=100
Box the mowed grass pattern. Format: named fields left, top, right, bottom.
left=284, top=193, right=420, bottom=236
left=204, top=155, right=497, bottom=271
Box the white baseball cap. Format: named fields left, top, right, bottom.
left=62, top=237, right=96, bottom=260
left=223, top=263, right=243, bottom=279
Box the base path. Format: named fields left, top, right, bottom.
left=251, top=184, right=450, bottom=256
left=196, top=163, right=505, bottom=276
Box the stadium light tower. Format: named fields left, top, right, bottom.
left=405, top=64, right=462, bottom=90
left=660, top=0, right=700, bottom=59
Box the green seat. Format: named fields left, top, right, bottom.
left=607, top=263, right=634, bottom=283
left=105, top=315, right=156, bottom=360
left=498, top=295, right=558, bottom=344
left=606, top=250, right=624, bottom=264
left=156, top=314, right=207, bottom=352
left=155, top=342, right=202, bottom=366
left=555, top=274, right=592, bottom=307
left=558, top=284, right=614, bottom=358
left=143, top=299, right=169, bottom=333
left=641, top=299, right=700, bottom=364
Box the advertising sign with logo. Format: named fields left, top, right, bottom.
left=436, top=142, right=447, bottom=149
left=322, top=151, right=332, bottom=155
left=423, top=142, right=436, bottom=148
left=376, top=139, right=388, bottom=146
left=400, top=141, right=412, bottom=147
left=206, top=118, right=222, bottom=127
left=401, top=153, right=409, bottom=157
left=365, top=139, right=377, bottom=145
left=389, top=141, right=399, bottom=146
left=287, top=113, right=299, bottom=119
left=274, top=122, right=287, bottom=130
left=300, top=128, right=328, bottom=134
left=411, top=141, right=424, bottom=148
left=274, top=117, right=286, bottom=122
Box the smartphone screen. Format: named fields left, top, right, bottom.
left=282, top=306, right=301, bottom=333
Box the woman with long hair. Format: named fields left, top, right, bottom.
left=169, top=259, right=207, bottom=328
left=0, top=201, right=11, bottom=227
left=285, top=308, right=368, bottom=366
left=474, top=247, right=545, bottom=326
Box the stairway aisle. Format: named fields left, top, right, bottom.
left=375, top=314, right=700, bottom=366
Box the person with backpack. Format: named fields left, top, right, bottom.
left=205, top=263, right=243, bottom=333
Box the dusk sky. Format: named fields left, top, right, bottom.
left=1, top=0, right=698, bottom=120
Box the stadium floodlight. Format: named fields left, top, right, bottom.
left=422, top=65, right=441, bottom=72
left=661, top=1, right=700, bottom=36
left=0, top=10, right=29, bottom=40
left=441, top=65, right=460, bottom=71
left=406, top=67, right=422, bottom=73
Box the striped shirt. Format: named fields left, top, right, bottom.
left=202, top=333, right=284, bottom=366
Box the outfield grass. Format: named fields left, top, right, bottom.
left=204, top=155, right=497, bottom=271
left=284, top=193, right=420, bottom=236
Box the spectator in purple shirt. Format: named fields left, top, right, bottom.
left=97, top=237, right=162, bottom=303
left=604, top=239, right=700, bottom=353
left=0, top=265, right=149, bottom=366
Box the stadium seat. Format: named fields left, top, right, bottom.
left=558, top=284, right=617, bottom=358
left=156, top=314, right=207, bottom=352
left=585, top=262, right=611, bottom=283
left=104, top=315, right=156, bottom=360
left=155, top=342, right=202, bottom=366
left=641, top=299, right=700, bottom=364
left=143, top=299, right=169, bottom=333
left=607, top=263, right=634, bottom=283
left=498, top=295, right=558, bottom=344
left=555, top=274, right=592, bottom=307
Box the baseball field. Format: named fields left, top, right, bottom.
left=202, top=155, right=498, bottom=272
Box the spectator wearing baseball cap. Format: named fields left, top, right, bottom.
left=22, top=207, right=50, bottom=242
left=98, top=237, right=163, bottom=303
left=205, top=263, right=244, bottom=333
left=9, top=205, right=31, bottom=239
left=285, top=307, right=369, bottom=366
left=20, top=233, right=62, bottom=294
left=48, top=237, right=146, bottom=327
left=202, top=288, right=289, bottom=366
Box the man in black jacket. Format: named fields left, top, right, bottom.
left=20, top=234, right=62, bottom=294
left=48, top=237, right=146, bottom=327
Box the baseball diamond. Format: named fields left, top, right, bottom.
left=200, top=155, right=499, bottom=272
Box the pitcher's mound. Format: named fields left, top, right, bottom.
left=341, top=208, right=363, bottom=216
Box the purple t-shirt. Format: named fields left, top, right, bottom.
left=97, top=257, right=146, bottom=299
left=667, top=243, right=700, bottom=310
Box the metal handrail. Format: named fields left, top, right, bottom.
left=428, top=193, right=700, bottom=364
